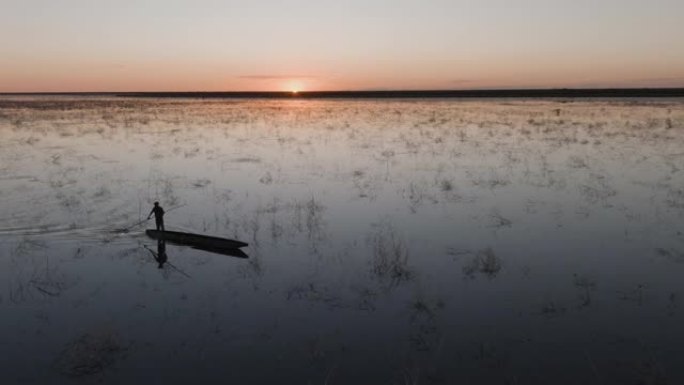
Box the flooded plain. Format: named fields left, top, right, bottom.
left=1, top=96, right=683, bottom=384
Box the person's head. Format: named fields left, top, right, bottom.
left=154, top=201, right=159, bottom=206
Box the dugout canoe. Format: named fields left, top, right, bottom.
left=146, top=229, right=248, bottom=250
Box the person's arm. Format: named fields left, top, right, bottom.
left=147, top=207, right=154, bottom=219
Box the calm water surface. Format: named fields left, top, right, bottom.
left=0, top=97, right=683, bottom=384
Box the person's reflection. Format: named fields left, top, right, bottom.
left=156, top=240, right=168, bottom=268
left=147, top=240, right=168, bottom=268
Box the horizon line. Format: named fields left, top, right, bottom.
left=1, top=87, right=684, bottom=98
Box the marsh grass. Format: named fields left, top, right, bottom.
left=462, top=248, right=502, bottom=279
left=438, top=179, right=453, bottom=192
left=539, top=300, right=567, bottom=317
left=573, top=273, right=597, bottom=308
left=354, top=286, right=378, bottom=311
left=468, top=169, right=511, bottom=190
left=620, top=283, right=647, bottom=305
left=29, top=256, right=73, bottom=298
left=53, top=329, right=127, bottom=377
left=654, top=247, right=684, bottom=263
left=286, top=282, right=344, bottom=309
left=488, top=211, right=512, bottom=229
left=579, top=175, right=617, bottom=206
left=369, top=222, right=413, bottom=286
left=13, top=237, right=47, bottom=256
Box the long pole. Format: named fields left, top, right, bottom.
left=115, top=203, right=186, bottom=233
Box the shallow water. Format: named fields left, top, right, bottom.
left=1, top=96, right=683, bottom=384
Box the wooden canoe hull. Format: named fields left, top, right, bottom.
left=146, top=230, right=248, bottom=250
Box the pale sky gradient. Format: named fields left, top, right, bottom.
left=1, top=0, right=683, bottom=92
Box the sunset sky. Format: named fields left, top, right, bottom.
left=1, top=0, right=683, bottom=92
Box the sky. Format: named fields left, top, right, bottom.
left=1, top=0, right=683, bottom=92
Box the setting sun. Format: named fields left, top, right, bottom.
left=285, top=81, right=303, bottom=94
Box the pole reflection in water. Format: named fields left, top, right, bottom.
left=144, top=241, right=191, bottom=278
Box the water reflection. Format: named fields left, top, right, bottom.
left=146, top=239, right=168, bottom=268
left=0, top=96, right=682, bottom=383
left=144, top=241, right=191, bottom=278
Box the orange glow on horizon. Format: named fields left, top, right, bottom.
left=284, top=80, right=304, bottom=94
left=0, top=63, right=683, bottom=92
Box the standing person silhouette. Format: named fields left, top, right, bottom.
left=148, top=201, right=165, bottom=231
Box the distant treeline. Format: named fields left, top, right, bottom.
left=110, top=88, right=684, bottom=99
left=3, top=88, right=684, bottom=99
